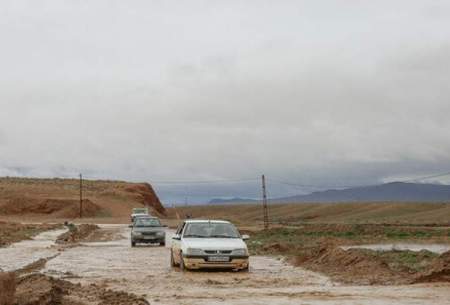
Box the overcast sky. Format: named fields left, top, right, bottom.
left=1, top=0, right=450, bottom=203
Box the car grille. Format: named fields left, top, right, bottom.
left=142, top=232, right=156, bottom=236
left=204, top=250, right=232, bottom=254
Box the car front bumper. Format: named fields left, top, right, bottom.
left=182, top=255, right=249, bottom=270
left=132, top=236, right=165, bottom=243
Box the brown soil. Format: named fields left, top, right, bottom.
left=0, top=272, right=15, bottom=305
left=0, top=198, right=102, bottom=218
left=293, top=242, right=405, bottom=285
left=124, top=183, right=165, bottom=215
left=0, top=222, right=61, bottom=247
left=414, top=250, right=450, bottom=283
left=289, top=242, right=450, bottom=285
left=0, top=177, right=165, bottom=220
left=56, top=224, right=99, bottom=244
left=14, top=273, right=149, bottom=305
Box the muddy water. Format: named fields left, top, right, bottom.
left=41, top=225, right=450, bottom=305
left=341, top=243, right=450, bottom=254
left=0, top=228, right=67, bottom=272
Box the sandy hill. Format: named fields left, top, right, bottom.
left=0, top=177, right=165, bottom=219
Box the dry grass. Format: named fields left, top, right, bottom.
left=169, top=202, right=450, bottom=227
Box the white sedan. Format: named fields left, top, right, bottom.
left=170, top=219, right=250, bottom=271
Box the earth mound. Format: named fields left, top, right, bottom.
left=14, top=273, right=149, bottom=305
left=0, top=197, right=102, bottom=218
left=0, top=178, right=166, bottom=219
left=124, top=183, right=166, bottom=215
left=414, top=250, right=450, bottom=283
left=56, top=224, right=99, bottom=244
left=0, top=272, right=15, bottom=305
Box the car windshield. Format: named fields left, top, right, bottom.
left=183, top=222, right=240, bottom=238
left=134, top=218, right=161, bottom=227
left=133, top=208, right=148, bottom=214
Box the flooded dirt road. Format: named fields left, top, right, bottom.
left=3, top=224, right=450, bottom=304
left=0, top=228, right=67, bottom=272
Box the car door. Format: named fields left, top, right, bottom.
left=172, top=222, right=185, bottom=263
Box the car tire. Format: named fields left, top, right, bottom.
left=179, top=253, right=186, bottom=271
left=131, top=241, right=136, bottom=247
left=160, top=241, right=165, bottom=247
left=170, top=249, right=177, bottom=267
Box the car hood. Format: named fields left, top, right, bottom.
left=183, top=238, right=247, bottom=250
left=133, top=227, right=164, bottom=233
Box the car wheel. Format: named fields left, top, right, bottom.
left=131, top=241, right=136, bottom=247
left=179, top=253, right=186, bottom=271
left=170, top=249, right=177, bottom=267
left=160, top=241, right=166, bottom=247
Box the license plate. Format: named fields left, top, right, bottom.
left=144, top=236, right=155, bottom=239
left=208, top=256, right=229, bottom=262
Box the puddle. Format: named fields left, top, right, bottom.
left=341, top=243, right=450, bottom=254
left=0, top=228, right=67, bottom=272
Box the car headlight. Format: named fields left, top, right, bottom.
left=132, top=232, right=142, bottom=236
left=233, top=248, right=248, bottom=256
left=186, top=248, right=203, bottom=255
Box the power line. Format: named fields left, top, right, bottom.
left=269, top=178, right=366, bottom=189
left=150, top=178, right=259, bottom=185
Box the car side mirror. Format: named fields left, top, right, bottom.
left=242, top=234, right=250, bottom=240
left=172, top=234, right=181, bottom=240
left=128, top=225, right=133, bottom=228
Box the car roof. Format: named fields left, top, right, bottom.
left=183, top=219, right=231, bottom=224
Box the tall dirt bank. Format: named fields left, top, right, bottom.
left=124, top=183, right=166, bottom=215
left=0, top=177, right=166, bottom=218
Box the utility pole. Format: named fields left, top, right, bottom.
left=262, top=174, right=269, bottom=230
left=79, top=173, right=83, bottom=218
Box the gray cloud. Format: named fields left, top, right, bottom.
left=1, top=0, right=450, bottom=203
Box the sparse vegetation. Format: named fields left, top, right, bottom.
left=170, top=202, right=450, bottom=226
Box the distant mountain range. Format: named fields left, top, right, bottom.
left=208, top=182, right=450, bottom=204
left=208, top=197, right=256, bottom=204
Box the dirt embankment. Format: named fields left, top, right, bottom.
left=0, top=272, right=15, bottom=305
left=0, top=198, right=102, bottom=219
left=414, top=250, right=450, bottom=283
left=56, top=224, right=99, bottom=244
left=293, top=242, right=406, bottom=284
left=265, top=239, right=450, bottom=285
left=248, top=225, right=450, bottom=285
left=0, top=273, right=149, bottom=305
left=0, top=222, right=61, bottom=247
left=124, top=183, right=166, bottom=215
left=295, top=245, right=450, bottom=285
left=0, top=177, right=166, bottom=220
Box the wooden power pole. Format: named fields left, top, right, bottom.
left=79, top=173, right=83, bottom=218
left=262, top=174, right=269, bottom=230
